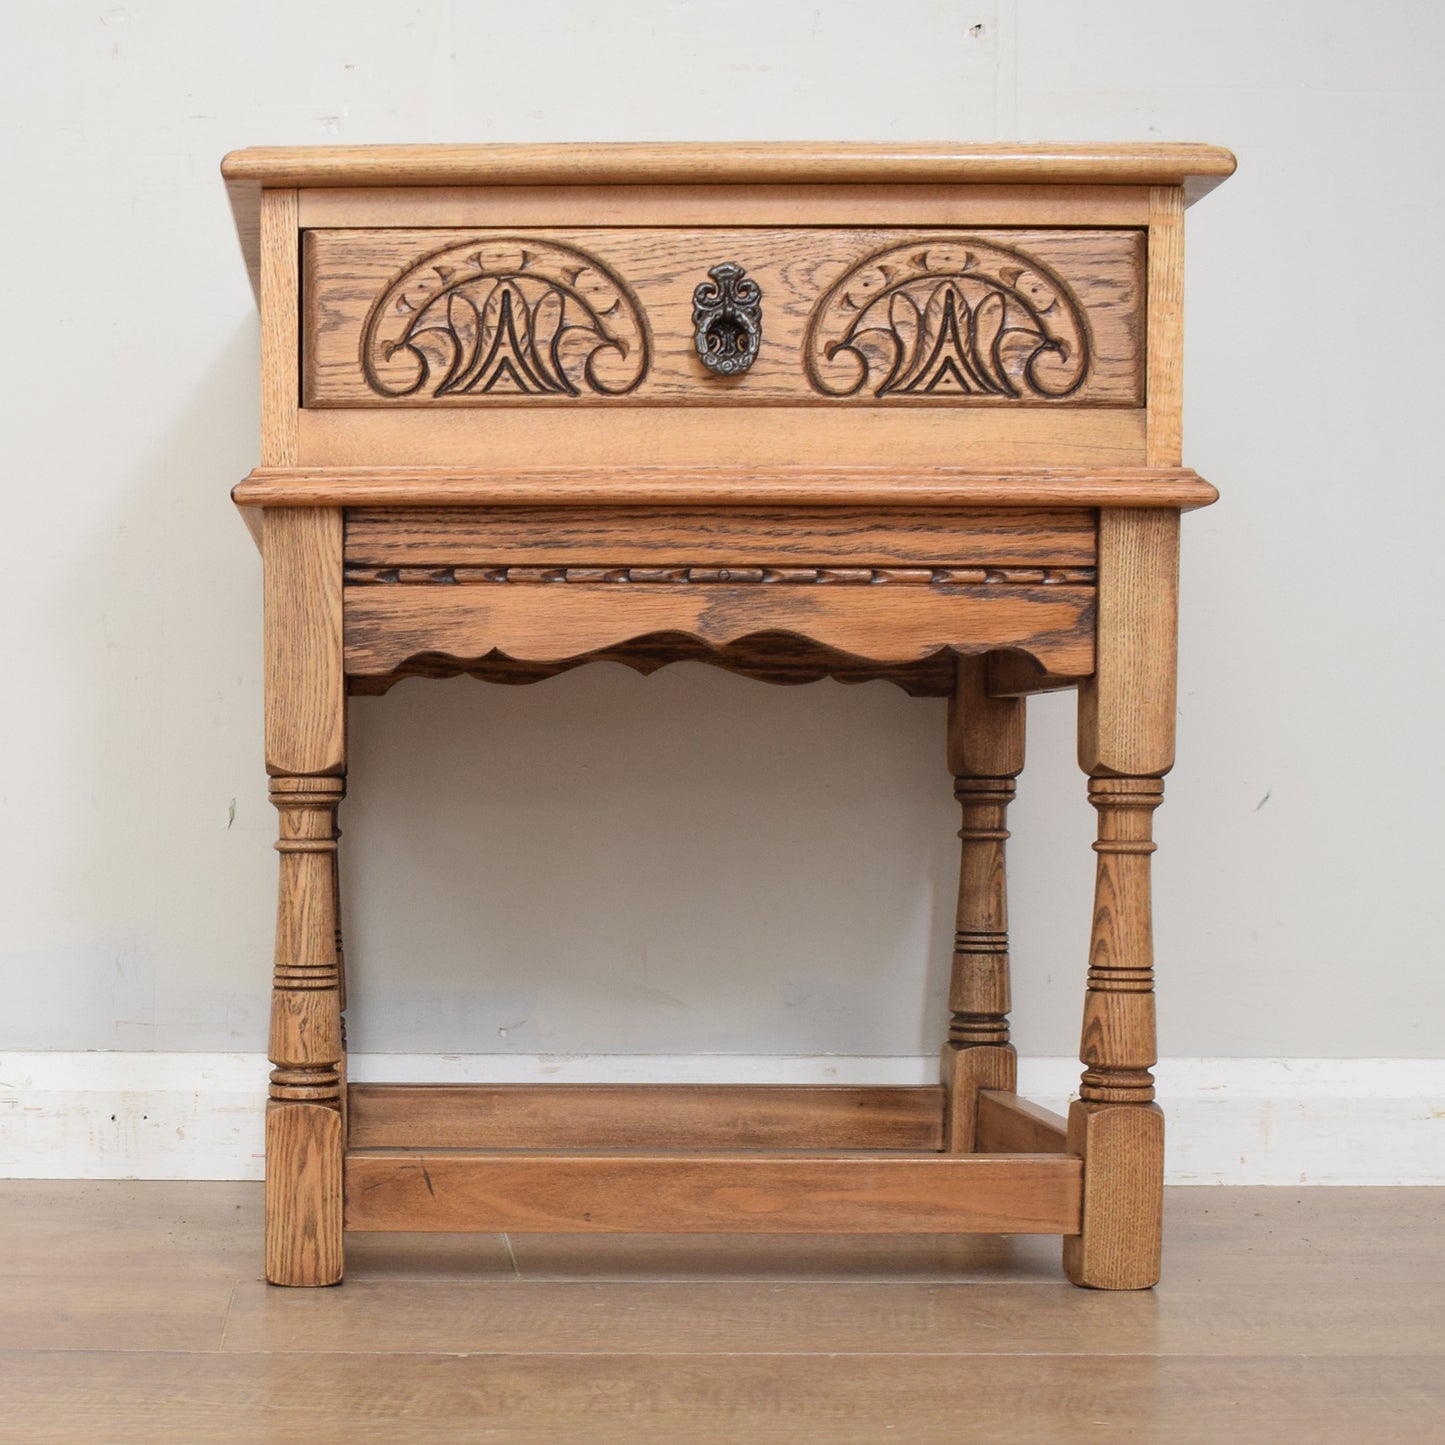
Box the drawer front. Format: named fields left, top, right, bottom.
left=304, top=227, right=1143, bottom=409
left=342, top=505, right=1097, bottom=572
left=339, top=504, right=1099, bottom=690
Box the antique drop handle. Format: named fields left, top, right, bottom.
left=692, top=263, right=762, bottom=376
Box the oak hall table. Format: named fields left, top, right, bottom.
left=224, top=142, right=1234, bottom=1290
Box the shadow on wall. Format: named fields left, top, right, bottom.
left=343, top=666, right=960, bottom=1058
left=47, top=322, right=274, bottom=1052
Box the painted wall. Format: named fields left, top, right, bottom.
left=3, top=0, right=1442, bottom=1069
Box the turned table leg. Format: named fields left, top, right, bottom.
left=262, top=506, right=346, bottom=1285
left=1064, top=508, right=1178, bottom=1289
left=940, top=656, right=1025, bottom=1151
left=266, top=775, right=346, bottom=1285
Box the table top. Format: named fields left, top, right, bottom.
left=222, top=141, right=1236, bottom=269
left=222, top=139, right=1235, bottom=190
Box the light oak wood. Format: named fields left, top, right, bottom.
left=264, top=1100, right=343, bottom=1287
left=304, top=225, right=1143, bottom=408
left=227, top=140, right=1239, bottom=189
left=976, top=1089, right=1070, bottom=1154
left=940, top=657, right=1025, bottom=1149
left=262, top=508, right=344, bottom=776
left=223, top=142, right=1237, bottom=270
left=948, top=653, right=1028, bottom=776
left=295, top=402, right=1150, bottom=470
left=1065, top=777, right=1167, bottom=1288
left=236, top=463, right=1216, bottom=512
left=985, top=650, right=1088, bottom=696
left=258, top=190, right=298, bottom=467
left=1063, top=1101, right=1166, bottom=1290
left=1076, top=777, right=1164, bottom=1109
left=265, top=775, right=346, bottom=1286
left=1070, top=507, right=1179, bottom=1287
left=344, top=505, right=1097, bottom=569
left=299, top=182, right=1154, bottom=230
left=347, top=1083, right=945, bottom=1152
left=1078, top=508, right=1181, bottom=777
left=1147, top=186, right=1186, bottom=467
left=939, top=1045, right=1017, bottom=1157
left=342, top=578, right=1098, bottom=680
left=267, top=776, right=345, bottom=1107
left=344, top=1151, right=1082, bottom=1234
left=346, top=631, right=969, bottom=697
left=232, top=143, right=1227, bottom=1289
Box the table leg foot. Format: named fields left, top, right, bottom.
left=1063, top=1099, right=1163, bottom=1289
left=265, top=1100, right=343, bottom=1286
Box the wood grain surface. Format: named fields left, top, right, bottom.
left=343, top=504, right=1097, bottom=570
left=347, top=1083, right=945, bottom=1152
left=1146, top=187, right=1186, bottom=467
left=344, top=632, right=966, bottom=697
left=262, top=508, right=344, bottom=776
left=236, top=463, right=1215, bottom=511
left=264, top=1101, right=343, bottom=1287
left=298, top=182, right=1154, bottom=230
left=342, top=580, right=1098, bottom=679
left=976, top=1090, right=1070, bottom=1154
left=295, top=401, right=1149, bottom=468
left=1078, top=507, right=1180, bottom=777
left=225, top=140, right=1239, bottom=190
left=258, top=190, right=298, bottom=465
left=345, top=1151, right=1082, bottom=1234
left=304, top=226, right=1144, bottom=407
left=940, top=657, right=1025, bottom=1150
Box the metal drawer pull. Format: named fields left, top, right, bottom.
left=692, top=262, right=762, bottom=376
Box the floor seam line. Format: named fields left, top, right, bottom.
left=216, top=1278, right=239, bottom=1353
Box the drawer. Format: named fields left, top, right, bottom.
left=338, top=503, right=1100, bottom=692
left=303, top=227, right=1143, bottom=409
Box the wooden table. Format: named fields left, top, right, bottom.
left=225, top=142, right=1234, bottom=1290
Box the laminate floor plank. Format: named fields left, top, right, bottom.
left=0, top=1275, right=235, bottom=1353
left=0, top=1179, right=515, bottom=1283
left=505, top=1187, right=1445, bottom=1284
left=0, top=1180, right=261, bottom=1280
left=1, top=1349, right=1441, bottom=1445
left=1, top=1183, right=1443, bottom=1442
left=218, top=1275, right=1445, bottom=1358
left=502, top=1229, right=1065, bottom=1282
left=1156, top=1186, right=1445, bottom=1284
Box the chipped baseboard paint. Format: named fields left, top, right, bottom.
left=1, top=1053, right=1441, bottom=1184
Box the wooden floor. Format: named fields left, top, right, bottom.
left=1, top=1184, right=1442, bottom=1443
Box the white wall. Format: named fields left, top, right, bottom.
left=3, top=2, right=1443, bottom=1086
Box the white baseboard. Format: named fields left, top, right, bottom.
left=2, top=1053, right=1441, bottom=1185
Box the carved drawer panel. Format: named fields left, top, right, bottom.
left=303, top=227, right=1144, bottom=409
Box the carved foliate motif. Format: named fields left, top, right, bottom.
left=804, top=239, right=1091, bottom=400
left=361, top=238, right=650, bottom=398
